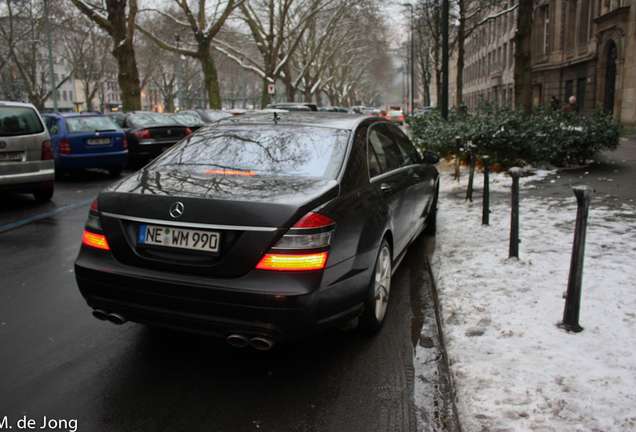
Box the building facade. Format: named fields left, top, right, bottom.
left=459, top=0, right=635, bottom=132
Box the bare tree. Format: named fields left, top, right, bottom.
left=70, top=0, right=143, bottom=110
left=514, top=0, right=532, bottom=114
left=0, top=0, right=79, bottom=109
left=61, top=15, right=115, bottom=111
left=135, top=0, right=243, bottom=109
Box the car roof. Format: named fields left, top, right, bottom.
left=42, top=112, right=105, bottom=118
left=0, top=100, right=39, bottom=109
left=216, top=111, right=374, bottom=130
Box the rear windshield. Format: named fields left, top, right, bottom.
left=0, top=106, right=45, bottom=136
left=129, top=113, right=178, bottom=126
left=65, top=116, right=118, bottom=134
left=148, top=125, right=350, bottom=179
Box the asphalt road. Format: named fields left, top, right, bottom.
left=0, top=169, right=456, bottom=432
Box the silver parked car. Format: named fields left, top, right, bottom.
left=0, top=101, right=55, bottom=201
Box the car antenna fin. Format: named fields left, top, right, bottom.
left=273, top=111, right=279, bottom=124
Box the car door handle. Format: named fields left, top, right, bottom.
left=380, top=183, right=392, bottom=192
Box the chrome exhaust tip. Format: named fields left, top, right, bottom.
left=92, top=309, right=109, bottom=321
left=250, top=337, right=275, bottom=351
left=227, top=334, right=250, bottom=348
left=106, top=313, right=128, bottom=325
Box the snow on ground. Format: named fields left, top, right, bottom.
left=425, top=164, right=636, bottom=431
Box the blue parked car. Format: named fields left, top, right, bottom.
left=41, top=112, right=128, bottom=177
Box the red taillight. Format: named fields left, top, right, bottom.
left=292, top=212, right=335, bottom=228
left=59, top=139, right=71, bottom=154
left=122, top=136, right=128, bottom=151
left=42, top=140, right=53, bottom=160
left=90, top=198, right=98, bottom=211
left=185, top=128, right=192, bottom=136
left=399, top=116, right=404, bottom=120
left=386, top=116, right=392, bottom=120
left=255, top=212, right=335, bottom=271
left=82, top=230, right=110, bottom=250
left=256, top=252, right=328, bottom=271
left=134, top=129, right=152, bottom=140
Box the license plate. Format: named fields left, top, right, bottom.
left=0, top=151, right=24, bottom=161
left=87, top=138, right=110, bottom=145
left=138, top=224, right=220, bottom=252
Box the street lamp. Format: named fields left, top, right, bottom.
left=404, top=3, right=415, bottom=114
left=175, top=33, right=182, bottom=111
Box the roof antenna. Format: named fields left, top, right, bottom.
left=273, top=111, right=279, bottom=124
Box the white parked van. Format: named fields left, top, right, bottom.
left=0, top=101, right=55, bottom=201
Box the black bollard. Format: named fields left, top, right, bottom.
left=508, top=167, right=521, bottom=258
left=454, top=137, right=461, bottom=181
left=466, top=143, right=476, bottom=201
left=558, top=186, right=595, bottom=333
left=482, top=156, right=490, bottom=225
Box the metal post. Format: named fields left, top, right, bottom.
left=175, top=33, right=182, bottom=111
left=466, top=144, right=476, bottom=202
left=482, top=156, right=490, bottom=225
left=508, top=167, right=521, bottom=258
left=44, top=0, right=57, bottom=111
left=454, top=137, right=461, bottom=181
left=558, top=186, right=595, bottom=333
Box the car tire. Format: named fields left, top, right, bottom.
left=423, top=185, right=439, bottom=235
left=360, top=238, right=392, bottom=333
left=33, top=185, right=54, bottom=202
left=108, top=165, right=124, bottom=177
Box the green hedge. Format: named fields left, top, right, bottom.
left=406, top=102, right=622, bottom=168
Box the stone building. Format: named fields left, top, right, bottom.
left=459, top=0, right=635, bottom=132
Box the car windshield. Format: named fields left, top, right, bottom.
left=65, top=116, right=118, bottom=133
left=0, top=106, right=44, bottom=136
left=129, top=112, right=178, bottom=126
left=148, top=125, right=350, bottom=179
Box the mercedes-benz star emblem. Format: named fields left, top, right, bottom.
left=0, top=141, right=6, bottom=149
left=169, top=202, right=184, bottom=219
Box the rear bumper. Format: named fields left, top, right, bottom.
left=55, top=152, right=128, bottom=169
left=0, top=161, right=55, bottom=190
left=74, top=246, right=375, bottom=342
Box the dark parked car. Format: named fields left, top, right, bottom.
left=166, top=113, right=206, bottom=132
left=179, top=109, right=233, bottom=123
left=41, top=112, right=128, bottom=177
left=265, top=102, right=317, bottom=111
left=75, top=112, right=440, bottom=349
left=106, top=111, right=192, bottom=163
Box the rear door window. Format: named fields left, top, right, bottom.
left=0, top=107, right=45, bottom=136
left=368, top=124, right=403, bottom=173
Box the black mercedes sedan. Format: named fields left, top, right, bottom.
left=106, top=111, right=192, bottom=163
left=75, top=112, right=440, bottom=349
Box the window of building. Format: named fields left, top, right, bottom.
left=503, top=43, right=507, bottom=69
left=579, top=0, right=591, bottom=43
left=509, top=39, right=514, bottom=69
left=69, top=91, right=73, bottom=101
left=63, top=91, right=67, bottom=101
left=543, top=5, right=550, bottom=54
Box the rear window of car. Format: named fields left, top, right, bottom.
left=65, top=116, right=118, bottom=134
left=148, top=125, right=350, bottom=179
left=0, top=106, right=45, bottom=136
left=129, top=113, right=177, bottom=126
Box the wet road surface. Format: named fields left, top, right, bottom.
left=0, top=169, right=456, bottom=432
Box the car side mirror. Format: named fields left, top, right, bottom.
left=422, top=150, right=440, bottom=165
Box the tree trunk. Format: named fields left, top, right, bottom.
left=200, top=51, right=221, bottom=109
left=514, top=0, right=533, bottom=115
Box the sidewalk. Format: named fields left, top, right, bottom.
left=425, top=161, right=636, bottom=431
